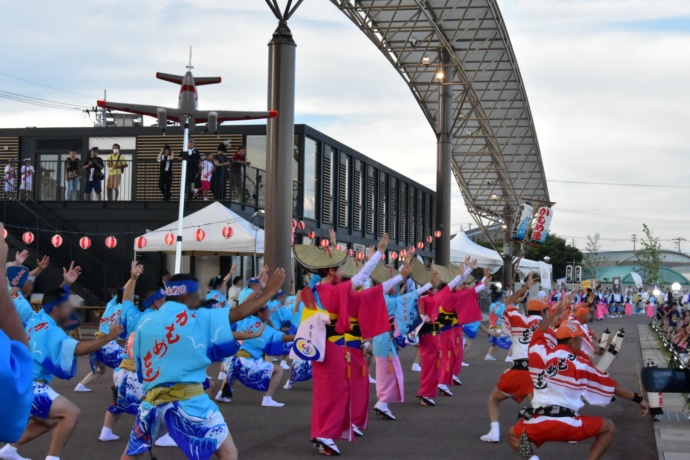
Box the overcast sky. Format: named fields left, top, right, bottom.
left=1, top=1, right=689, bottom=252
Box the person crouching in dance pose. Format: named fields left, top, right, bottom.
left=293, top=235, right=392, bottom=456
left=509, top=301, right=649, bottom=460
left=121, top=269, right=284, bottom=460
left=481, top=273, right=549, bottom=443
left=4, top=281, right=123, bottom=460
left=223, top=303, right=295, bottom=407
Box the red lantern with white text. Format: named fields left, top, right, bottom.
left=292, top=219, right=297, bottom=229
left=336, top=244, right=342, bottom=251
left=308, top=230, right=315, bottom=240
left=399, top=249, right=407, bottom=258
left=390, top=251, right=398, bottom=260
left=22, top=232, right=34, bottom=245
left=79, top=236, right=91, bottom=250
left=417, top=241, right=424, bottom=249
left=195, top=228, right=206, bottom=242
left=51, top=234, right=63, bottom=248
left=356, top=251, right=365, bottom=261
left=426, top=235, right=433, bottom=244
left=136, top=236, right=147, bottom=249
left=298, top=221, right=306, bottom=230
left=105, top=235, right=117, bottom=249
left=320, top=239, right=329, bottom=248
left=165, top=232, right=175, bottom=246
left=222, top=225, right=233, bottom=239
left=434, top=230, right=442, bottom=238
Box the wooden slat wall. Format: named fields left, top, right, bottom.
left=135, top=134, right=243, bottom=201
left=0, top=137, right=19, bottom=189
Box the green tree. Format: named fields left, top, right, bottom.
left=475, top=233, right=583, bottom=281
left=526, top=233, right=583, bottom=280
left=636, top=224, right=662, bottom=284
left=582, top=233, right=608, bottom=280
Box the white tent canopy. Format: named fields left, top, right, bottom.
left=449, top=230, right=552, bottom=285
left=135, top=202, right=264, bottom=255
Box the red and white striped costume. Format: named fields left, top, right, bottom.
left=512, top=329, right=616, bottom=447
left=495, top=307, right=544, bottom=402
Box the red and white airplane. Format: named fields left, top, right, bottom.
left=97, top=49, right=276, bottom=133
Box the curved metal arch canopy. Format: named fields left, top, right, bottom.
left=330, top=0, right=550, bottom=240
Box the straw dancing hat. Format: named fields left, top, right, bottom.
left=339, top=257, right=363, bottom=279
left=431, top=263, right=455, bottom=285
left=294, top=244, right=347, bottom=273
left=370, top=262, right=400, bottom=284
left=410, top=257, right=432, bottom=285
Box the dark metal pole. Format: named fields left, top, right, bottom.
left=265, top=19, right=296, bottom=290
left=435, top=49, right=452, bottom=265
left=502, top=205, right=514, bottom=287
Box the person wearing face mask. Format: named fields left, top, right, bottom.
left=293, top=235, right=391, bottom=456
left=106, top=143, right=127, bottom=201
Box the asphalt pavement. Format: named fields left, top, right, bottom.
left=16, top=315, right=658, bottom=460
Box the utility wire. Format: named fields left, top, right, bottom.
left=550, top=179, right=690, bottom=189
left=0, top=72, right=96, bottom=99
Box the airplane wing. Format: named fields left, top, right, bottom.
left=96, top=100, right=181, bottom=121
left=195, top=110, right=278, bottom=123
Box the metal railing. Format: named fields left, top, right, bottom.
left=24, top=159, right=297, bottom=211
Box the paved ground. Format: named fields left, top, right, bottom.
left=17, top=315, right=658, bottom=459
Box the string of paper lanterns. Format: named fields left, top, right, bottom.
left=6, top=221, right=441, bottom=256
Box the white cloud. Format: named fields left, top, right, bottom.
left=1, top=0, right=688, bottom=251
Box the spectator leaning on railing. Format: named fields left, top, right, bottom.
left=64, top=148, right=81, bottom=201
left=231, top=145, right=250, bottom=202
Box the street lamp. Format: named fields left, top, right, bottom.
left=544, top=256, right=551, bottom=263
left=672, top=282, right=681, bottom=292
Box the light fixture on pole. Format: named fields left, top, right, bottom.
left=672, top=282, right=681, bottom=292
left=544, top=256, right=551, bottom=263
left=435, top=65, right=444, bottom=81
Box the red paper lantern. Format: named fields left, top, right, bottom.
left=105, top=235, right=117, bottom=249
left=417, top=241, right=424, bottom=249
left=400, top=249, right=407, bottom=258
left=79, top=236, right=91, bottom=250
left=390, top=251, right=398, bottom=260
left=222, top=225, right=233, bottom=239
left=292, top=219, right=297, bottom=229
left=165, top=232, right=175, bottom=246
left=336, top=244, right=342, bottom=251
left=51, top=234, right=63, bottom=248
left=434, top=230, right=442, bottom=238
left=320, top=239, right=329, bottom=248
left=195, top=228, right=206, bottom=242
left=2, top=228, right=7, bottom=239
left=426, top=235, right=433, bottom=244
left=409, top=245, right=416, bottom=254
left=356, top=251, right=365, bottom=261
left=297, top=221, right=306, bottom=230
left=347, top=249, right=354, bottom=258
left=22, top=232, right=34, bottom=245
left=308, top=230, right=315, bottom=240
left=136, top=236, right=147, bottom=249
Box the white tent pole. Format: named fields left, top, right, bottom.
left=175, top=117, right=190, bottom=274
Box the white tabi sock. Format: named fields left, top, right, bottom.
left=490, top=421, right=499, bottom=434
left=46, top=456, right=60, bottom=460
